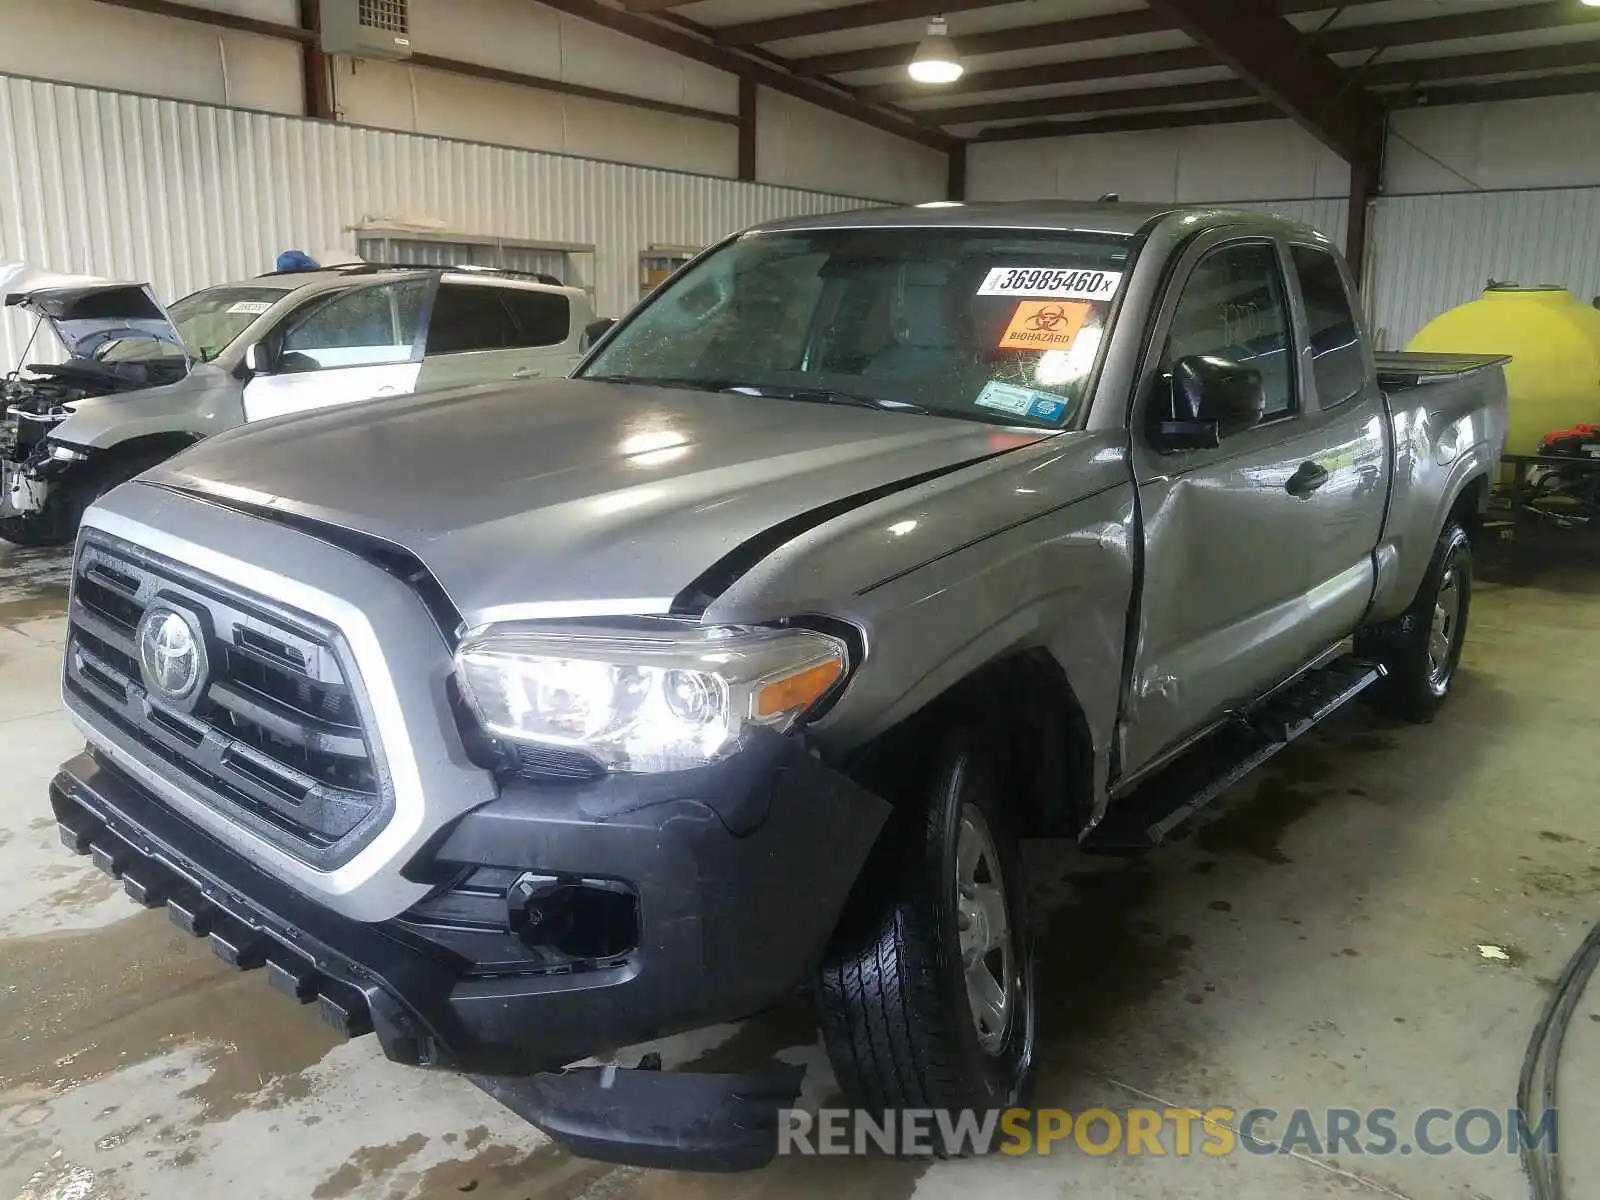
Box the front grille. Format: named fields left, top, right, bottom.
left=63, top=533, right=392, bottom=866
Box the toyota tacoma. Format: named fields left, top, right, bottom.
left=47, top=202, right=1507, bottom=1171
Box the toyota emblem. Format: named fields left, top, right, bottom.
left=137, top=607, right=207, bottom=703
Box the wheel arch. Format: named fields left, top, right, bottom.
left=839, top=647, right=1097, bottom=841
left=96, top=430, right=203, bottom=466
left=1369, top=460, right=1494, bottom=625
left=1446, top=471, right=1490, bottom=542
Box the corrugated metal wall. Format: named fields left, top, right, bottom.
left=12, top=71, right=1600, bottom=371
left=1366, top=187, right=1600, bottom=349
left=0, top=73, right=880, bottom=372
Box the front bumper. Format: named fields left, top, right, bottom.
left=51, top=731, right=888, bottom=1075
left=1, top=410, right=77, bottom=517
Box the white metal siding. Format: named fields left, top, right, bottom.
left=1366, top=187, right=1600, bottom=349
left=1229, top=197, right=1350, bottom=251
left=0, top=74, right=881, bottom=373
left=966, top=120, right=1351, bottom=211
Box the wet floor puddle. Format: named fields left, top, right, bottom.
left=0, top=910, right=339, bottom=1126
left=0, top=545, right=71, bottom=616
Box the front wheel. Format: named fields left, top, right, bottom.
left=818, top=732, right=1035, bottom=1136
left=1356, top=519, right=1473, bottom=722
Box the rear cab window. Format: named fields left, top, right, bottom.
left=1289, top=245, right=1365, bottom=408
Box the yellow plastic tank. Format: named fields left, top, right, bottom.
left=1405, top=284, right=1600, bottom=456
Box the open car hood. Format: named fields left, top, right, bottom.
left=0, top=261, right=190, bottom=366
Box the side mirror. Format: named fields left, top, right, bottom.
left=1150, top=354, right=1266, bottom=451
left=239, top=342, right=269, bottom=378
left=582, top=317, right=617, bottom=351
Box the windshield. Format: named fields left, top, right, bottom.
left=99, top=285, right=286, bottom=363
left=578, top=226, right=1132, bottom=427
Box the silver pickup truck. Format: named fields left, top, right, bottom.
left=47, top=202, right=1507, bottom=1171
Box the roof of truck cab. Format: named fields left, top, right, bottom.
left=750, top=200, right=1315, bottom=240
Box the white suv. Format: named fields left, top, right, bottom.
left=1, top=264, right=602, bottom=545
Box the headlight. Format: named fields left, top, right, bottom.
left=48, top=442, right=89, bottom=463
left=455, top=623, right=849, bottom=773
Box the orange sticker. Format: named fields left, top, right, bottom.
left=998, top=300, right=1090, bottom=351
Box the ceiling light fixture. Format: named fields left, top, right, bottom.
left=908, top=16, right=964, bottom=84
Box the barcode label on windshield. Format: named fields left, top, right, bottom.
left=977, top=268, right=1122, bottom=300
left=227, top=301, right=274, bottom=315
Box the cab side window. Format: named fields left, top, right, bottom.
left=1290, top=245, right=1364, bottom=408
left=425, top=285, right=522, bottom=354
left=1162, top=241, right=1295, bottom=420
left=424, top=285, right=573, bottom=356
left=503, top=290, right=571, bottom=348
left=279, top=279, right=428, bottom=371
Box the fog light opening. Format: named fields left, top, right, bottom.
left=507, top=873, right=639, bottom=961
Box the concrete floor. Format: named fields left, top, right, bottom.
left=2, top=535, right=1597, bottom=1200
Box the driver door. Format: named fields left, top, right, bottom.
left=243, top=277, right=431, bottom=422
left=1120, top=233, right=1334, bottom=778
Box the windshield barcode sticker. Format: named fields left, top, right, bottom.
left=977, top=268, right=1122, bottom=300
left=227, top=301, right=274, bottom=316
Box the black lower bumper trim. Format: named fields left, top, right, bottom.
left=470, top=1064, right=805, bottom=1172
left=50, top=771, right=428, bottom=1062
left=50, top=736, right=890, bottom=1167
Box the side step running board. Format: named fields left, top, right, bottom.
left=1086, top=655, right=1385, bottom=852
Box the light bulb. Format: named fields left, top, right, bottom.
left=909, top=16, right=964, bottom=84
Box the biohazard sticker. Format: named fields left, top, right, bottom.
left=976, top=267, right=1122, bottom=300
left=998, top=300, right=1090, bottom=351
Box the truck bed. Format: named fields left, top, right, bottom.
left=1376, top=351, right=1512, bottom=391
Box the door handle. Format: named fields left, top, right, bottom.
left=1285, top=460, right=1330, bottom=498
left=512, top=367, right=543, bottom=380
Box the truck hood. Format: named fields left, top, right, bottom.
left=0, top=261, right=190, bottom=366
left=151, top=380, right=1047, bottom=627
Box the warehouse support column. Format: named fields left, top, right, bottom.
left=738, top=77, right=757, bottom=182
left=947, top=142, right=966, bottom=202
left=299, top=0, right=334, bottom=120
left=1345, top=154, right=1376, bottom=292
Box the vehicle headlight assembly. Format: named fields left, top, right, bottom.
left=48, top=442, right=90, bottom=463
left=454, top=623, right=850, bottom=773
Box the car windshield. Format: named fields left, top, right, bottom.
left=98, top=285, right=287, bottom=363
left=578, top=226, right=1132, bottom=428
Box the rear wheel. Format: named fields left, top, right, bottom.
left=1356, top=519, right=1472, bottom=722
left=818, top=732, right=1035, bottom=1140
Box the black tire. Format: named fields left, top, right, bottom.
left=1355, top=519, right=1472, bottom=722
left=818, top=731, right=1035, bottom=1141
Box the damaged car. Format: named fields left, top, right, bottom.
left=1, top=265, right=196, bottom=546
left=48, top=203, right=1507, bottom=1170
left=1, top=262, right=598, bottom=546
